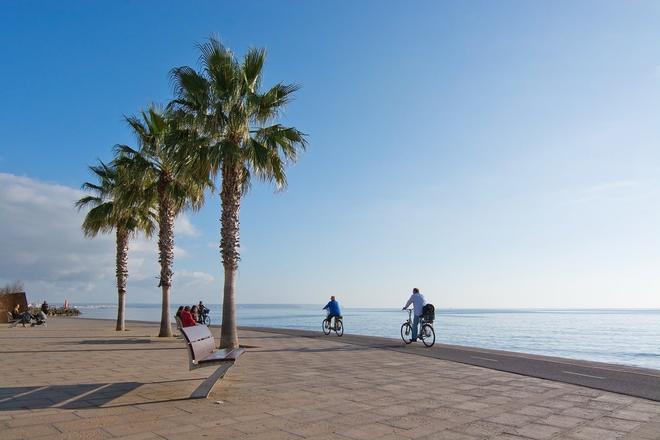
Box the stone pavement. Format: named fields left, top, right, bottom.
left=1, top=318, right=659, bottom=440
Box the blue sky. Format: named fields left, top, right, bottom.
left=1, top=1, right=660, bottom=308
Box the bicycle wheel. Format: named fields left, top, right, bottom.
left=400, top=322, right=413, bottom=344
left=322, top=319, right=331, bottom=335
left=421, top=324, right=435, bottom=347
left=203, top=315, right=210, bottom=326
left=335, top=319, right=344, bottom=336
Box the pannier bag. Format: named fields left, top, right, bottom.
left=422, top=303, right=435, bottom=322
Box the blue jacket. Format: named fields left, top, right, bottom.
left=323, top=300, right=341, bottom=316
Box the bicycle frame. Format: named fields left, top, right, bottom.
left=404, top=308, right=432, bottom=331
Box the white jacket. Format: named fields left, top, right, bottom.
left=404, top=292, right=427, bottom=317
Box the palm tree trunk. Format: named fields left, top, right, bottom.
left=158, top=173, right=175, bottom=337
left=115, top=228, right=129, bottom=331
left=220, top=163, right=242, bottom=349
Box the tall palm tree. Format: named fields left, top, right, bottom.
left=76, top=161, right=155, bottom=331
left=115, top=106, right=210, bottom=337
left=170, top=37, right=307, bottom=349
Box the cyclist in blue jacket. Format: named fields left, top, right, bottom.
left=323, top=296, right=342, bottom=328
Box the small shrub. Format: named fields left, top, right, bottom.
left=0, top=281, right=24, bottom=294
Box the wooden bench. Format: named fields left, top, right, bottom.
left=180, top=325, right=245, bottom=398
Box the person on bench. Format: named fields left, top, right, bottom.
left=180, top=306, right=197, bottom=327
left=175, top=306, right=184, bottom=330
left=12, top=304, right=33, bottom=327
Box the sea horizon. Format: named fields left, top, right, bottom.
left=58, top=302, right=660, bottom=311
left=68, top=303, right=660, bottom=371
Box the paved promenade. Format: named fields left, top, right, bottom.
left=1, top=318, right=659, bottom=439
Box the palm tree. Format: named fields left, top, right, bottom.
left=170, top=37, right=307, bottom=348
left=115, top=106, right=209, bottom=337
left=76, top=161, right=155, bottom=331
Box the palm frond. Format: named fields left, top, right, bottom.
left=242, top=47, right=266, bottom=92
left=250, top=83, right=300, bottom=123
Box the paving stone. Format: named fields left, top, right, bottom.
left=47, top=429, right=113, bottom=440
left=538, top=414, right=585, bottom=428
left=589, top=416, right=642, bottom=432
left=611, top=410, right=658, bottom=422
left=513, top=423, right=566, bottom=439
left=418, top=431, right=480, bottom=439
left=562, top=407, right=608, bottom=420
left=458, top=421, right=512, bottom=437
left=109, top=433, right=163, bottom=440
left=567, top=426, right=627, bottom=440
left=486, top=413, right=536, bottom=427
left=2, top=318, right=660, bottom=440
left=6, top=411, right=81, bottom=427
left=515, top=406, right=556, bottom=417
left=336, top=422, right=400, bottom=439
left=1, top=424, right=61, bottom=440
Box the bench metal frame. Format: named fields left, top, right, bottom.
left=180, top=325, right=245, bottom=398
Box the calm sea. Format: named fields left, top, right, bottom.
left=75, top=303, right=660, bottom=370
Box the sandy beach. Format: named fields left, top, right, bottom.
left=1, top=317, right=660, bottom=439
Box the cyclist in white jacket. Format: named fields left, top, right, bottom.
left=402, top=288, right=427, bottom=342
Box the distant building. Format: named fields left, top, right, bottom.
left=0, top=292, right=28, bottom=323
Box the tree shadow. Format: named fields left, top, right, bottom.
left=251, top=345, right=370, bottom=354
left=0, top=382, right=143, bottom=410
left=76, top=339, right=152, bottom=345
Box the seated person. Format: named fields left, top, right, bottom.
left=322, top=295, right=342, bottom=327
left=180, top=306, right=197, bottom=327
left=12, top=304, right=32, bottom=325
left=31, top=311, right=47, bottom=326
left=41, top=301, right=50, bottom=315
left=175, top=306, right=184, bottom=329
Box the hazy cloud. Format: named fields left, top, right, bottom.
left=573, top=180, right=646, bottom=203
left=0, top=173, right=213, bottom=303
left=175, top=215, right=200, bottom=237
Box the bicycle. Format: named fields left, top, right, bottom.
left=197, top=308, right=210, bottom=326
left=322, top=315, right=344, bottom=337
left=400, top=309, right=435, bottom=347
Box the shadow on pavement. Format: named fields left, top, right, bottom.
left=77, top=339, right=152, bottom=345
left=0, top=382, right=143, bottom=410
left=252, top=345, right=370, bottom=353
left=0, top=347, right=182, bottom=354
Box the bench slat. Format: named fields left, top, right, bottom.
left=181, top=326, right=216, bottom=363
left=199, top=347, right=246, bottom=363
left=181, top=325, right=213, bottom=343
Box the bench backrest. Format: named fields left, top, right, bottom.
left=181, top=325, right=215, bottom=363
